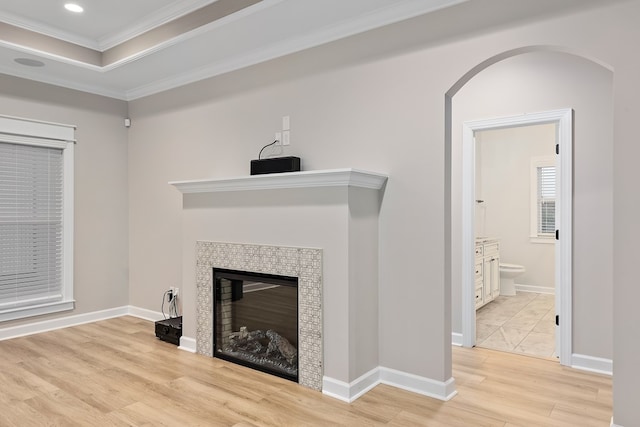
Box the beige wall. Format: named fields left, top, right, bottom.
left=0, top=75, right=130, bottom=326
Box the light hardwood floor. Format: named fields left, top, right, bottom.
left=0, top=316, right=612, bottom=426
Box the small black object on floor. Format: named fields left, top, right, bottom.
left=155, top=316, right=182, bottom=345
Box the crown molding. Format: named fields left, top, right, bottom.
left=125, top=0, right=467, bottom=100
left=1, top=0, right=467, bottom=101
left=0, top=10, right=98, bottom=50
left=97, top=0, right=217, bottom=51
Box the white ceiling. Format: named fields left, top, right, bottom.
left=0, top=0, right=467, bottom=100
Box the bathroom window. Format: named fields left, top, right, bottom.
left=530, top=156, right=556, bottom=242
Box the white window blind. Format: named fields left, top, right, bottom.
left=537, top=166, right=556, bottom=235
left=0, top=142, right=64, bottom=310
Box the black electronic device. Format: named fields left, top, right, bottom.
left=155, top=316, right=182, bottom=345
left=250, top=156, right=300, bottom=175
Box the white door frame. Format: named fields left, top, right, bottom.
left=461, top=108, right=572, bottom=366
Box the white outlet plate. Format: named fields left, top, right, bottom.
left=282, top=130, right=290, bottom=146
left=282, top=115, right=290, bottom=131
left=275, top=132, right=282, bottom=145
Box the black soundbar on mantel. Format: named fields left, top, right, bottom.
left=250, top=156, right=301, bottom=175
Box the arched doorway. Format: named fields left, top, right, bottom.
left=446, top=47, right=613, bottom=370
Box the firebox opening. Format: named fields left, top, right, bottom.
left=213, top=268, right=298, bottom=382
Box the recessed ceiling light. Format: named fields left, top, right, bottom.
left=14, top=58, right=45, bottom=67
left=64, top=3, right=84, bottom=13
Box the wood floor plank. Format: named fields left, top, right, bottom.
left=0, top=316, right=612, bottom=426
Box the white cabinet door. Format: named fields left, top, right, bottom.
left=483, top=258, right=493, bottom=303
left=490, top=256, right=500, bottom=298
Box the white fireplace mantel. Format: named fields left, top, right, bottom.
left=169, top=168, right=388, bottom=194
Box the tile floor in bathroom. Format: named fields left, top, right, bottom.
left=476, top=291, right=557, bottom=359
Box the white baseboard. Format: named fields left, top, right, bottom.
left=379, top=367, right=457, bottom=401
left=0, top=305, right=172, bottom=342
left=0, top=306, right=130, bottom=341
left=451, top=332, right=463, bottom=346
left=571, top=353, right=613, bottom=376
left=322, top=367, right=380, bottom=403
left=127, top=306, right=165, bottom=322
left=179, top=336, right=197, bottom=353
left=322, top=366, right=457, bottom=403
left=515, top=284, right=555, bottom=295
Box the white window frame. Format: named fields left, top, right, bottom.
left=530, top=155, right=556, bottom=244
left=0, top=115, right=75, bottom=322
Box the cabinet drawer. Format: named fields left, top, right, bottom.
left=484, top=243, right=499, bottom=256
left=475, top=286, right=483, bottom=308
left=475, top=245, right=483, bottom=256
left=475, top=262, right=483, bottom=279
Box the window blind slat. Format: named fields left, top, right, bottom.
left=537, top=166, right=556, bottom=235
left=0, top=142, right=64, bottom=307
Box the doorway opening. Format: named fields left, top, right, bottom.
left=460, top=109, right=572, bottom=365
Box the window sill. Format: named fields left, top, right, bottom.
left=0, top=300, right=75, bottom=322
left=530, top=236, right=555, bottom=244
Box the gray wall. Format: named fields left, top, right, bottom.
left=0, top=75, right=130, bottom=326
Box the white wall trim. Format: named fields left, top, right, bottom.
left=571, top=353, right=613, bottom=376
left=379, top=367, right=457, bottom=401
left=451, top=332, right=463, bottom=346
left=514, top=284, right=555, bottom=295
left=0, top=306, right=129, bottom=341
left=127, top=305, right=165, bottom=322
left=179, top=336, right=197, bottom=353
left=322, top=367, right=380, bottom=403
left=322, top=366, right=457, bottom=403
left=611, top=416, right=623, bottom=427
left=0, top=305, right=172, bottom=341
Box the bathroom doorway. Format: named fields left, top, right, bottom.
left=462, top=109, right=573, bottom=365
left=474, top=123, right=556, bottom=358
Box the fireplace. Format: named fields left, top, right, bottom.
left=174, top=170, right=390, bottom=400
left=213, top=268, right=298, bottom=381
left=195, top=241, right=323, bottom=391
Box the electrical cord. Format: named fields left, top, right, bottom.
left=169, top=294, right=179, bottom=318
left=161, top=290, right=180, bottom=319
left=258, top=140, right=278, bottom=160
left=161, top=290, right=170, bottom=319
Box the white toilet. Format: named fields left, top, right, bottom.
left=499, top=263, right=525, bottom=296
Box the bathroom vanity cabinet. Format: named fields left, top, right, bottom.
left=475, top=239, right=500, bottom=309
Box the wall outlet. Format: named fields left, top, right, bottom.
left=282, top=130, right=290, bottom=146
left=169, top=287, right=179, bottom=299
left=282, top=115, right=290, bottom=131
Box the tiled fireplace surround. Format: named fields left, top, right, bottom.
left=171, top=169, right=455, bottom=402
left=195, top=241, right=323, bottom=390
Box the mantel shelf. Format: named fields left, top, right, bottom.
left=170, top=168, right=388, bottom=194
